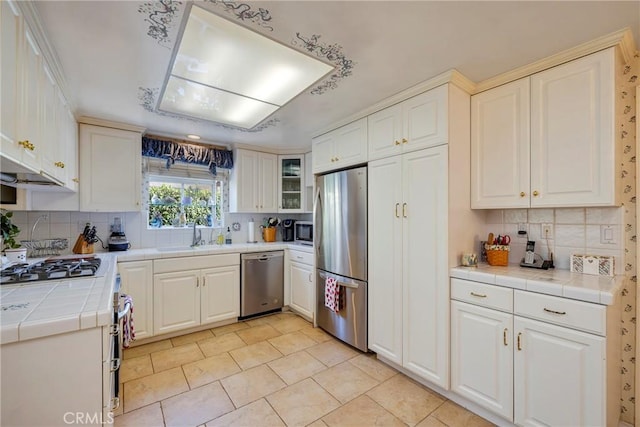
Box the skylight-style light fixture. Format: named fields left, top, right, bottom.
left=158, top=5, right=335, bottom=129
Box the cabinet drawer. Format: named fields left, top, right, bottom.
left=289, top=250, right=314, bottom=266
left=514, top=290, right=606, bottom=335
left=451, top=278, right=513, bottom=312
left=154, top=253, right=239, bottom=273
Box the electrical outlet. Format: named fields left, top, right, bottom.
left=542, top=224, right=554, bottom=239
left=517, top=223, right=528, bottom=237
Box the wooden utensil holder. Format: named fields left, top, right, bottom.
left=72, top=234, right=94, bottom=254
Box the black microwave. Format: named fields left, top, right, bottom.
left=294, top=221, right=313, bottom=245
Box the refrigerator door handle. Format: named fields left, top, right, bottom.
left=313, top=185, right=323, bottom=257
left=318, top=271, right=360, bottom=289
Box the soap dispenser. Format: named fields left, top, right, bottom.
left=216, top=229, right=224, bottom=245
left=225, top=227, right=232, bottom=244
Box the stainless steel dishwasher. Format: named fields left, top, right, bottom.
left=240, top=251, right=284, bottom=318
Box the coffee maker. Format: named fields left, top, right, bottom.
left=108, top=217, right=130, bottom=251
left=281, top=219, right=295, bottom=242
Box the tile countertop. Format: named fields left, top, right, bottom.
left=0, top=243, right=314, bottom=345
left=450, top=264, right=625, bottom=306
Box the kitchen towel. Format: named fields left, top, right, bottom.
left=324, top=277, right=340, bottom=313
left=121, top=294, right=135, bottom=348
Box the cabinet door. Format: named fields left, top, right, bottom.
left=60, top=97, right=78, bottom=191
left=304, top=152, right=313, bottom=187
left=40, top=62, right=63, bottom=182
left=19, top=27, right=41, bottom=171
left=229, top=149, right=258, bottom=212
left=201, top=266, right=240, bottom=324
left=290, top=261, right=313, bottom=319
left=0, top=0, right=23, bottom=163
left=402, top=145, right=449, bottom=388
left=278, top=155, right=304, bottom=213
left=79, top=124, right=142, bottom=212
left=258, top=152, right=278, bottom=212
left=312, top=132, right=335, bottom=174
left=334, top=117, right=368, bottom=169
left=119, top=261, right=153, bottom=340
left=530, top=48, right=615, bottom=207
left=471, top=78, right=530, bottom=209
left=367, top=155, right=403, bottom=364
left=153, top=271, right=200, bottom=335
left=367, top=103, right=403, bottom=161
left=451, top=301, right=513, bottom=420
left=402, top=86, right=448, bottom=153
left=514, top=317, right=605, bottom=426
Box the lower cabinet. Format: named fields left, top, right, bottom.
left=153, top=254, right=240, bottom=336
left=288, top=249, right=314, bottom=320
left=450, top=278, right=616, bottom=426
left=118, top=260, right=153, bottom=340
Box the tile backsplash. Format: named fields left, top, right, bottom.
left=483, top=207, right=624, bottom=274
left=9, top=211, right=312, bottom=254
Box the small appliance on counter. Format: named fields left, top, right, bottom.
left=282, top=219, right=296, bottom=242
left=520, top=240, right=553, bottom=270
left=108, top=217, right=130, bottom=252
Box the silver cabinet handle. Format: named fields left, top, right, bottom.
left=543, top=308, right=566, bottom=315
left=110, top=397, right=120, bottom=411
left=470, top=292, right=487, bottom=298
left=111, top=358, right=121, bottom=372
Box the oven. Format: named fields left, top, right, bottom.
left=294, top=221, right=313, bottom=245
left=108, top=273, right=131, bottom=413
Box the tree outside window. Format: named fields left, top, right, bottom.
left=148, top=179, right=223, bottom=228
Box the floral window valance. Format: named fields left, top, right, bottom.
left=142, top=136, right=233, bottom=175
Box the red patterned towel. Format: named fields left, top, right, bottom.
left=324, top=277, right=340, bottom=312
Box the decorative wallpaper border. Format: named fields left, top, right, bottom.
left=203, top=0, right=274, bottom=31
left=138, top=0, right=183, bottom=48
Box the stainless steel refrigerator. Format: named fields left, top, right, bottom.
left=314, top=166, right=367, bottom=351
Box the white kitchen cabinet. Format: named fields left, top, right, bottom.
left=471, top=78, right=530, bottom=209
left=0, top=0, right=23, bottom=164
left=304, top=152, right=313, bottom=187
left=369, top=145, right=449, bottom=387
left=118, top=260, right=153, bottom=340
left=229, top=149, right=278, bottom=213
left=451, top=301, right=513, bottom=420
left=153, top=254, right=240, bottom=336
left=79, top=123, right=143, bottom=212
left=472, top=47, right=618, bottom=208
left=288, top=249, right=314, bottom=320
left=312, top=117, right=367, bottom=174
left=278, top=155, right=305, bottom=213
left=368, top=85, right=448, bottom=161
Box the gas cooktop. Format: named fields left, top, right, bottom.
left=0, top=257, right=102, bottom=285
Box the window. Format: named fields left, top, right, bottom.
left=144, top=158, right=226, bottom=229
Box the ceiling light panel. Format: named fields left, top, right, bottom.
left=160, top=5, right=334, bottom=128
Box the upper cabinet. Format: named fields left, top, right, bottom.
left=79, top=123, right=143, bottom=212
left=472, top=47, right=618, bottom=209
left=368, top=85, right=448, bottom=161
left=278, top=155, right=305, bottom=213
left=229, top=149, right=278, bottom=213
left=312, top=117, right=367, bottom=174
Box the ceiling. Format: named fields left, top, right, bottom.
left=35, top=1, right=639, bottom=152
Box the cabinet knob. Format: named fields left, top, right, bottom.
left=402, top=138, right=408, bottom=144
left=394, top=140, right=400, bottom=146
left=55, top=161, right=65, bottom=168
left=18, top=140, right=34, bottom=151
left=533, top=190, right=539, bottom=197
left=72, top=178, right=79, bottom=183
left=520, top=192, right=525, bottom=197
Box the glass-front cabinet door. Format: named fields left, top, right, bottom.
left=278, top=155, right=304, bottom=213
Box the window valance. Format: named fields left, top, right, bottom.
left=142, top=136, right=233, bottom=175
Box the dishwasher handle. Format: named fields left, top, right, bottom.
left=241, top=251, right=284, bottom=262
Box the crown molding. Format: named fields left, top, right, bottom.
left=475, top=28, right=637, bottom=93
left=78, top=116, right=147, bottom=133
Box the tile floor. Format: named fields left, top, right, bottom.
left=115, top=312, right=494, bottom=427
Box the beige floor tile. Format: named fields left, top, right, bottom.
left=313, top=361, right=379, bottom=403
left=270, top=316, right=312, bottom=334
left=211, top=322, right=250, bottom=336
left=114, top=402, right=164, bottom=427
left=206, top=398, right=285, bottom=427
left=171, top=330, right=214, bottom=347
left=268, top=350, right=327, bottom=385
left=244, top=317, right=270, bottom=327
left=367, top=375, right=446, bottom=426
left=124, top=367, right=189, bottom=412
left=183, top=353, right=242, bottom=389
left=301, top=327, right=333, bottom=343
left=263, top=312, right=296, bottom=324
left=198, top=332, right=246, bottom=357
left=162, top=381, right=234, bottom=426
left=416, top=415, right=448, bottom=427
left=323, top=395, right=405, bottom=426
left=267, top=378, right=340, bottom=426
left=120, top=354, right=153, bottom=383
left=123, top=339, right=172, bottom=359
left=430, top=400, right=495, bottom=427
left=308, top=420, right=329, bottom=427
left=229, top=341, right=283, bottom=370
left=220, top=364, right=286, bottom=408
left=306, top=340, right=360, bottom=367
left=268, top=331, right=318, bottom=355
left=150, top=342, right=204, bottom=372
left=236, top=324, right=282, bottom=345
left=349, top=354, right=398, bottom=382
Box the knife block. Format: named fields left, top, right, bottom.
left=72, top=234, right=94, bottom=254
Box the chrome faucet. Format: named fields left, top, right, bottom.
left=191, top=222, right=202, bottom=247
